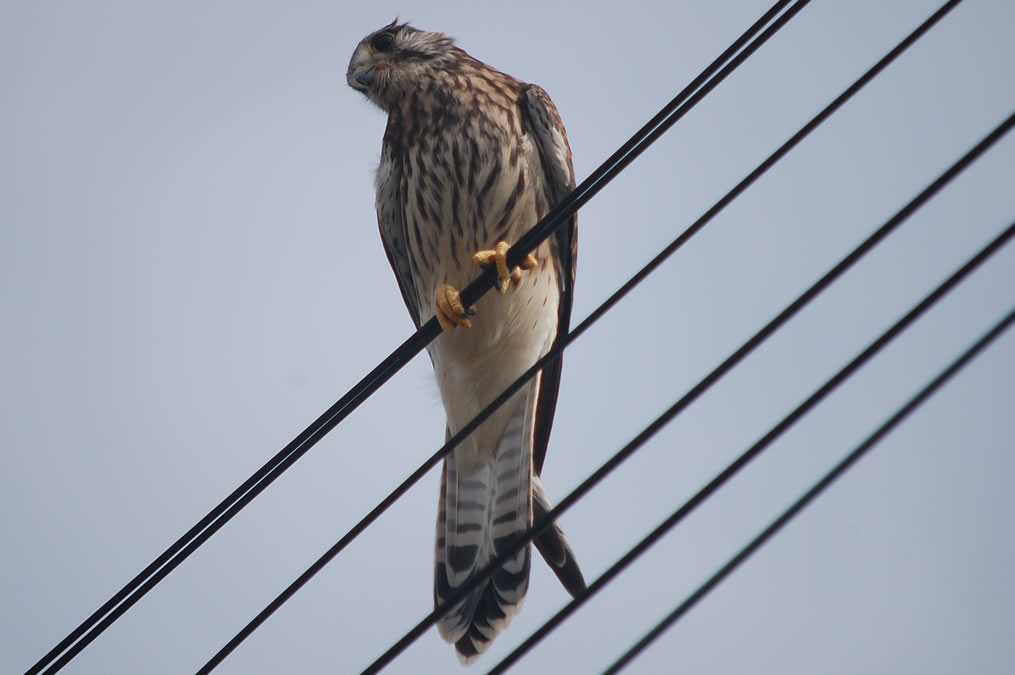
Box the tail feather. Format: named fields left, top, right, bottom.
left=443, top=460, right=491, bottom=589
left=434, top=383, right=587, bottom=662
left=435, top=389, right=534, bottom=662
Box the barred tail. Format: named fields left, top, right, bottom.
left=434, top=391, right=534, bottom=664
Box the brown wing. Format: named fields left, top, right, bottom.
left=375, top=130, right=423, bottom=330
left=521, top=84, right=578, bottom=476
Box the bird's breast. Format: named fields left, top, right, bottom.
left=401, top=125, right=548, bottom=320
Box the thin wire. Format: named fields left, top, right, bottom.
left=187, top=2, right=807, bottom=672
left=603, top=305, right=1015, bottom=674
left=26, top=2, right=799, bottom=673
left=368, top=57, right=1004, bottom=675
left=490, top=219, right=1015, bottom=673
left=205, top=0, right=963, bottom=669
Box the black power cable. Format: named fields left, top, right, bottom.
left=198, top=3, right=821, bottom=673
left=361, top=8, right=987, bottom=674
left=602, top=305, right=1015, bottom=674
left=490, top=219, right=1015, bottom=673
left=26, top=1, right=801, bottom=673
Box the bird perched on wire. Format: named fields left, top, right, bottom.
left=347, top=20, right=586, bottom=663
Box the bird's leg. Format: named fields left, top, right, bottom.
left=435, top=241, right=537, bottom=332
left=435, top=285, right=474, bottom=332
left=473, top=241, right=538, bottom=294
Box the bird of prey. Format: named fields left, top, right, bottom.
left=348, top=21, right=586, bottom=663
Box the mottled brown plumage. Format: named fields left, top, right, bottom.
left=348, top=21, right=584, bottom=663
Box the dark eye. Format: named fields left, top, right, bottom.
left=371, top=32, right=395, bottom=52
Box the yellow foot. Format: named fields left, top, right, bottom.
left=473, top=241, right=538, bottom=294
left=435, top=284, right=473, bottom=332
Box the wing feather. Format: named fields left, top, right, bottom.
left=376, top=138, right=423, bottom=329
left=521, top=84, right=577, bottom=475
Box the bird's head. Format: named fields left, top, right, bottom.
left=347, top=21, right=458, bottom=111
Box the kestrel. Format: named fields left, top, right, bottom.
left=348, top=21, right=585, bottom=662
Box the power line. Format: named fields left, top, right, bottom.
left=601, top=305, right=1015, bottom=674
left=198, top=3, right=824, bottom=672
left=27, top=0, right=977, bottom=671
left=26, top=2, right=802, bottom=673
left=489, top=219, right=1015, bottom=673
left=365, top=63, right=1006, bottom=675
left=219, top=0, right=970, bottom=670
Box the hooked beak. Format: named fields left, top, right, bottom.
left=352, top=65, right=375, bottom=90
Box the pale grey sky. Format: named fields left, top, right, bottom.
left=3, top=1, right=1014, bottom=673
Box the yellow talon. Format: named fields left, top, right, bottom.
left=435, top=284, right=472, bottom=332
left=473, top=241, right=538, bottom=294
